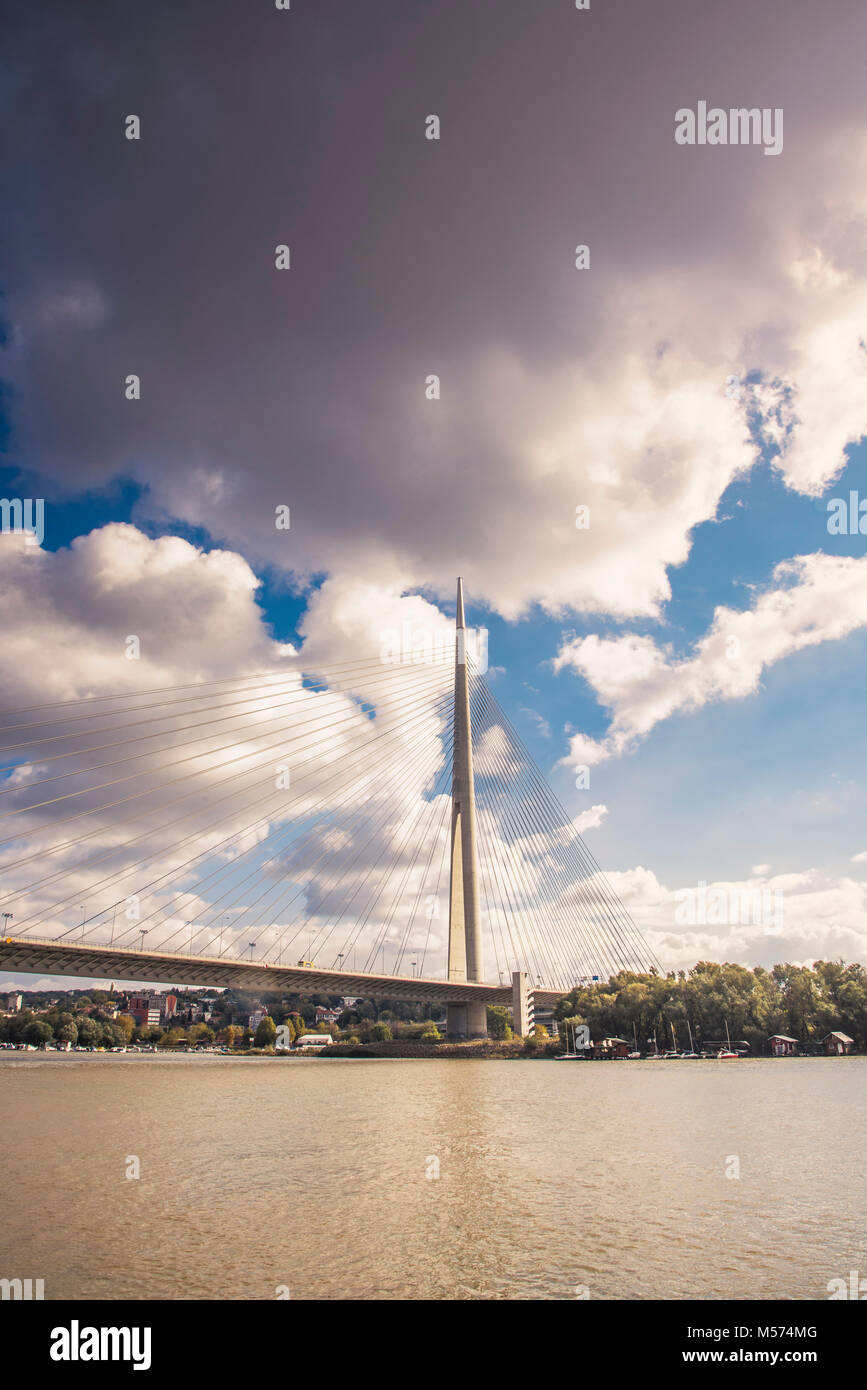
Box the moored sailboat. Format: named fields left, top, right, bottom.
left=716, top=1018, right=739, bottom=1059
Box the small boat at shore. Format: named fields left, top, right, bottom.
left=555, top=1022, right=586, bottom=1058
left=679, top=1021, right=699, bottom=1057
left=716, top=1019, right=739, bottom=1058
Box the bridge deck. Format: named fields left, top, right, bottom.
left=0, top=937, right=562, bottom=1008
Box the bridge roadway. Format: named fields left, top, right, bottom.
left=0, top=936, right=561, bottom=1009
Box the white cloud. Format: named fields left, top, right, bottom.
left=573, top=805, right=608, bottom=835
left=0, top=523, right=289, bottom=705
left=556, top=552, right=867, bottom=766
left=520, top=707, right=551, bottom=738
left=603, top=864, right=867, bottom=970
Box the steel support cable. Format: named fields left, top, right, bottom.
left=466, top=683, right=552, bottom=987
left=0, top=670, right=449, bottom=813
left=92, top=685, right=454, bottom=959
left=158, top=704, right=454, bottom=960
left=178, top=690, right=455, bottom=950
left=0, top=672, right=452, bottom=913
left=268, top=707, right=453, bottom=962
left=505, top=741, right=643, bottom=974
left=392, top=787, right=452, bottom=975
left=330, top=715, right=455, bottom=976
left=415, top=700, right=458, bottom=979
left=470, top=666, right=660, bottom=974
left=471, top=673, right=611, bottom=987
left=0, top=655, right=423, bottom=751
left=470, top=676, right=612, bottom=984
left=347, top=778, right=450, bottom=973
left=501, top=741, right=649, bottom=977
left=466, top=752, right=507, bottom=988
left=0, top=650, right=454, bottom=722
left=199, top=696, right=454, bottom=960
left=474, top=787, right=554, bottom=987
left=146, top=710, right=453, bottom=960
left=469, top=680, right=538, bottom=984
left=518, top=769, right=655, bottom=973
left=0, top=657, right=445, bottom=783
left=467, top=662, right=638, bottom=971
left=0, top=661, right=451, bottom=819
left=8, top=679, right=453, bottom=936
left=0, top=665, right=451, bottom=857
left=62, top=685, right=453, bottom=952
left=469, top=677, right=566, bottom=983
left=418, top=795, right=452, bottom=978
left=350, top=762, right=453, bottom=976
left=0, top=667, right=450, bottom=884
left=467, top=684, right=539, bottom=985
left=355, top=758, right=454, bottom=973
left=469, top=674, right=629, bottom=981
left=265, top=712, right=455, bottom=968
left=272, top=711, right=454, bottom=967
left=468, top=686, right=577, bottom=989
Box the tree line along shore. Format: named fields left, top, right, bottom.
left=1, top=960, right=863, bottom=1058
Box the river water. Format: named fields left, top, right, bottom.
left=1, top=1053, right=863, bottom=1301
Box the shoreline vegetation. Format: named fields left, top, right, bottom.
left=3, top=1042, right=861, bottom=1062
left=1, top=960, right=863, bottom=1060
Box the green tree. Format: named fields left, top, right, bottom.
left=76, top=1016, right=100, bottom=1047
left=24, top=1019, right=53, bottom=1047
left=369, top=1022, right=392, bottom=1041
left=486, top=1005, right=513, bottom=1040
left=254, top=1016, right=278, bottom=1048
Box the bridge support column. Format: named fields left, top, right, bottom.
left=446, top=578, right=487, bottom=1038
left=511, top=970, right=534, bottom=1037
left=446, top=1003, right=466, bottom=1040
left=446, top=1000, right=488, bottom=1041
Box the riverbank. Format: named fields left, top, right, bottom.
left=321, top=1038, right=556, bottom=1058
left=3, top=1041, right=859, bottom=1061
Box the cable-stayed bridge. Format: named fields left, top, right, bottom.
left=0, top=581, right=658, bottom=1035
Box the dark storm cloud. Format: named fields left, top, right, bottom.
left=2, top=0, right=867, bottom=614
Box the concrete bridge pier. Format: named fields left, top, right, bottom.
left=446, top=999, right=488, bottom=1041
left=511, top=970, right=533, bottom=1037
